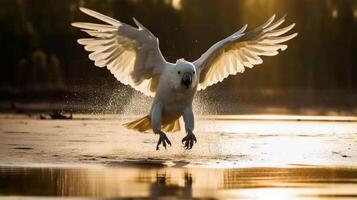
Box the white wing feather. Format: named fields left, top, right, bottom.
left=193, top=15, right=298, bottom=90
left=72, top=7, right=167, bottom=97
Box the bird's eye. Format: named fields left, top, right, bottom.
left=193, top=71, right=195, bottom=74
left=178, top=71, right=181, bottom=75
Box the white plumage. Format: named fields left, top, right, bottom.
left=72, top=7, right=165, bottom=97
left=193, top=15, right=297, bottom=90
left=72, top=7, right=297, bottom=150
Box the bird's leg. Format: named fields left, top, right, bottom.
left=156, top=130, right=171, bottom=150
left=182, top=106, right=197, bottom=150
left=151, top=102, right=171, bottom=150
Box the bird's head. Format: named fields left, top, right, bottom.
left=174, top=59, right=197, bottom=90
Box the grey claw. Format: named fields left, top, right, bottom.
left=166, top=138, right=172, bottom=146
left=182, top=136, right=186, bottom=144
left=182, top=133, right=197, bottom=150
left=156, top=132, right=171, bottom=150
left=156, top=138, right=162, bottom=151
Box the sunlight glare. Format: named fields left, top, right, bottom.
left=240, top=188, right=301, bottom=200
left=260, top=137, right=324, bottom=165
left=332, top=8, right=338, bottom=18
left=166, top=0, right=182, bottom=10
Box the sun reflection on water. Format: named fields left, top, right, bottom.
left=232, top=188, right=300, bottom=200
left=1, top=166, right=357, bottom=199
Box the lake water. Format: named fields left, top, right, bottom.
left=0, top=114, right=356, bottom=199
left=1, top=166, right=357, bottom=199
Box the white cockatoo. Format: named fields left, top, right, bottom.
left=72, top=7, right=297, bottom=150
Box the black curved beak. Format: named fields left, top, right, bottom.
left=181, top=72, right=192, bottom=88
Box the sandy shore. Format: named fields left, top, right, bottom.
left=0, top=114, right=356, bottom=167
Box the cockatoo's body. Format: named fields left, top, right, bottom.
left=72, top=7, right=297, bottom=150
left=125, top=59, right=197, bottom=133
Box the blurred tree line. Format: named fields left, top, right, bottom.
left=0, top=0, right=356, bottom=94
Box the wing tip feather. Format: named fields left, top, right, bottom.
left=262, top=14, right=276, bottom=28
left=71, top=22, right=82, bottom=28
left=78, top=7, right=120, bottom=27
left=79, top=7, right=89, bottom=13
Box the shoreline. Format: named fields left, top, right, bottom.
left=1, top=113, right=357, bottom=122
left=1, top=160, right=357, bottom=170
left=1, top=114, right=356, bottom=168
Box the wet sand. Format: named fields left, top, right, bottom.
left=0, top=114, right=357, bottom=199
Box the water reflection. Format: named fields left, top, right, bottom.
left=1, top=166, right=357, bottom=199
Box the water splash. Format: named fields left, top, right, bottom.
left=120, top=91, right=152, bottom=116
left=193, top=91, right=219, bottom=115
left=103, top=87, right=220, bottom=116
left=102, top=87, right=132, bottom=114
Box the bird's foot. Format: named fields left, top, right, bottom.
left=182, top=132, right=197, bottom=150
left=156, top=131, right=171, bottom=150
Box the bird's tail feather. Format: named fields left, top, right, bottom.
left=123, top=116, right=181, bottom=133
left=163, top=119, right=181, bottom=132
left=123, top=115, right=152, bottom=132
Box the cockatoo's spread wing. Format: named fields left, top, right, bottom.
left=193, top=15, right=297, bottom=91
left=72, top=7, right=167, bottom=97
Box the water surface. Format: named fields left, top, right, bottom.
left=1, top=166, right=357, bottom=199
left=0, top=114, right=357, bottom=199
